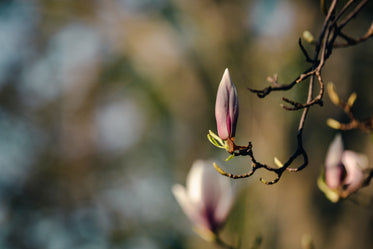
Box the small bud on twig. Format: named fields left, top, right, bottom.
left=327, top=82, right=340, bottom=105
left=327, top=119, right=341, bottom=130
left=302, top=30, right=315, bottom=43
left=274, top=157, right=284, bottom=168
left=347, top=92, right=357, bottom=107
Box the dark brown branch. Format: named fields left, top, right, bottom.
left=249, top=0, right=338, bottom=99
left=333, top=0, right=355, bottom=25
left=298, top=38, right=314, bottom=63
left=337, top=0, right=368, bottom=30
left=329, top=97, right=373, bottom=132
left=281, top=96, right=323, bottom=111
left=248, top=67, right=313, bottom=98
left=334, top=24, right=373, bottom=48
left=337, top=118, right=373, bottom=132
left=218, top=129, right=308, bottom=185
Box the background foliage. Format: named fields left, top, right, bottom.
left=0, top=0, right=372, bottom=248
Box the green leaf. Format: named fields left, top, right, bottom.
left=207, top=134, right=221, bottom=148
left=207, top=134, right=225, bottom=149
left=273, top=157, right=283, bottom=168
left=208, top=130, right=222, bottom=143
left=208, top=130, right=227, bottom=147
left=224, top=154, right=235, bottom=161
left=317, top=170, right=340, bottom=203
left=213, top=162, right=228, bottom=176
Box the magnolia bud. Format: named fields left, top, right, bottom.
left=215, top=68, right=239, bottom=140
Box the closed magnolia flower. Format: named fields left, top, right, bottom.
left=321, top=134, right=369, bottom=201
left=215, top=68, right=239, bottom=140
left=172, top=160, right=235, bottom=240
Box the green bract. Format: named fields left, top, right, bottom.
left=207, top=130, right=229, bottom=150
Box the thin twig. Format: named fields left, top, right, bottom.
left=330, top=99, right=373, bottom=132
left=298, top=38, right=314, bottom=63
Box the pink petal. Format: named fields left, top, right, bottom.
left=341, top=151, right=368, bottom=194
left=186, top=160, right=205, bottom=204
left=172, top=184, right=209, bottom=230
left=199, top=161, right=234, bottom=229
left=215, top=186, right=235, bottom=226
left=200, top=161, right=224, bottom=210
left=176, top=159, right=236, bottom=232
left=215, top=69, right=231, bottom=140
left=325, top=166, right=344, bottom=190
left=325, top=134, right=344, bottom=189
left=325, top=134, right=344, bottom=169
left=228, top=81, right=239, bottom=138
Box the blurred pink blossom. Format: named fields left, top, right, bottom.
left=322, top=134, right=369, bottom=201
left=172, top=160, right=235, bottom=240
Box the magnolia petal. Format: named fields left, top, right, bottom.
left=325, top=166, right=344, bottom=190
left=341, top=151, right=367, bottom=194
left=200, top=161, right=226, bottom=211
left=343, top=150, right=368, bottom=170
left=198, top=160, right=234, bottom=231
left=325, top=134, right=344, bottom=169
left=186, top=160, right=205, bottom=204
left=174, top=159, right=236, bottom=234
left=215, top=186, right=235, bottom=226
left=172, top=184, right=204, bottom=228
left=186, top=160, right=224, bottom=231
left=325, top=134, right=344, bottom=189
left=215, top=69, right=231, bottom=140
left=200, top=161, right=234, bottom=228
left=228, top=79, right=239, bottom=138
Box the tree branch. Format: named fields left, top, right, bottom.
left=215, top=0, right=371, bottom=184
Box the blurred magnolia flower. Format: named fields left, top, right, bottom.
left=318, top=134, right=370, bottom=202
left=172, top=160, right=236, bottom=240
left=215, top=68, right=239, bottom=140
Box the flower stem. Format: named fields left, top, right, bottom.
left=214, top=234, right=236, bottom=249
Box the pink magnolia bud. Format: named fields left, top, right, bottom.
left=215, top=68, right=239, bottom=140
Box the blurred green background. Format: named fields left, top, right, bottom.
left=0, top=0, right=372, bottom=248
